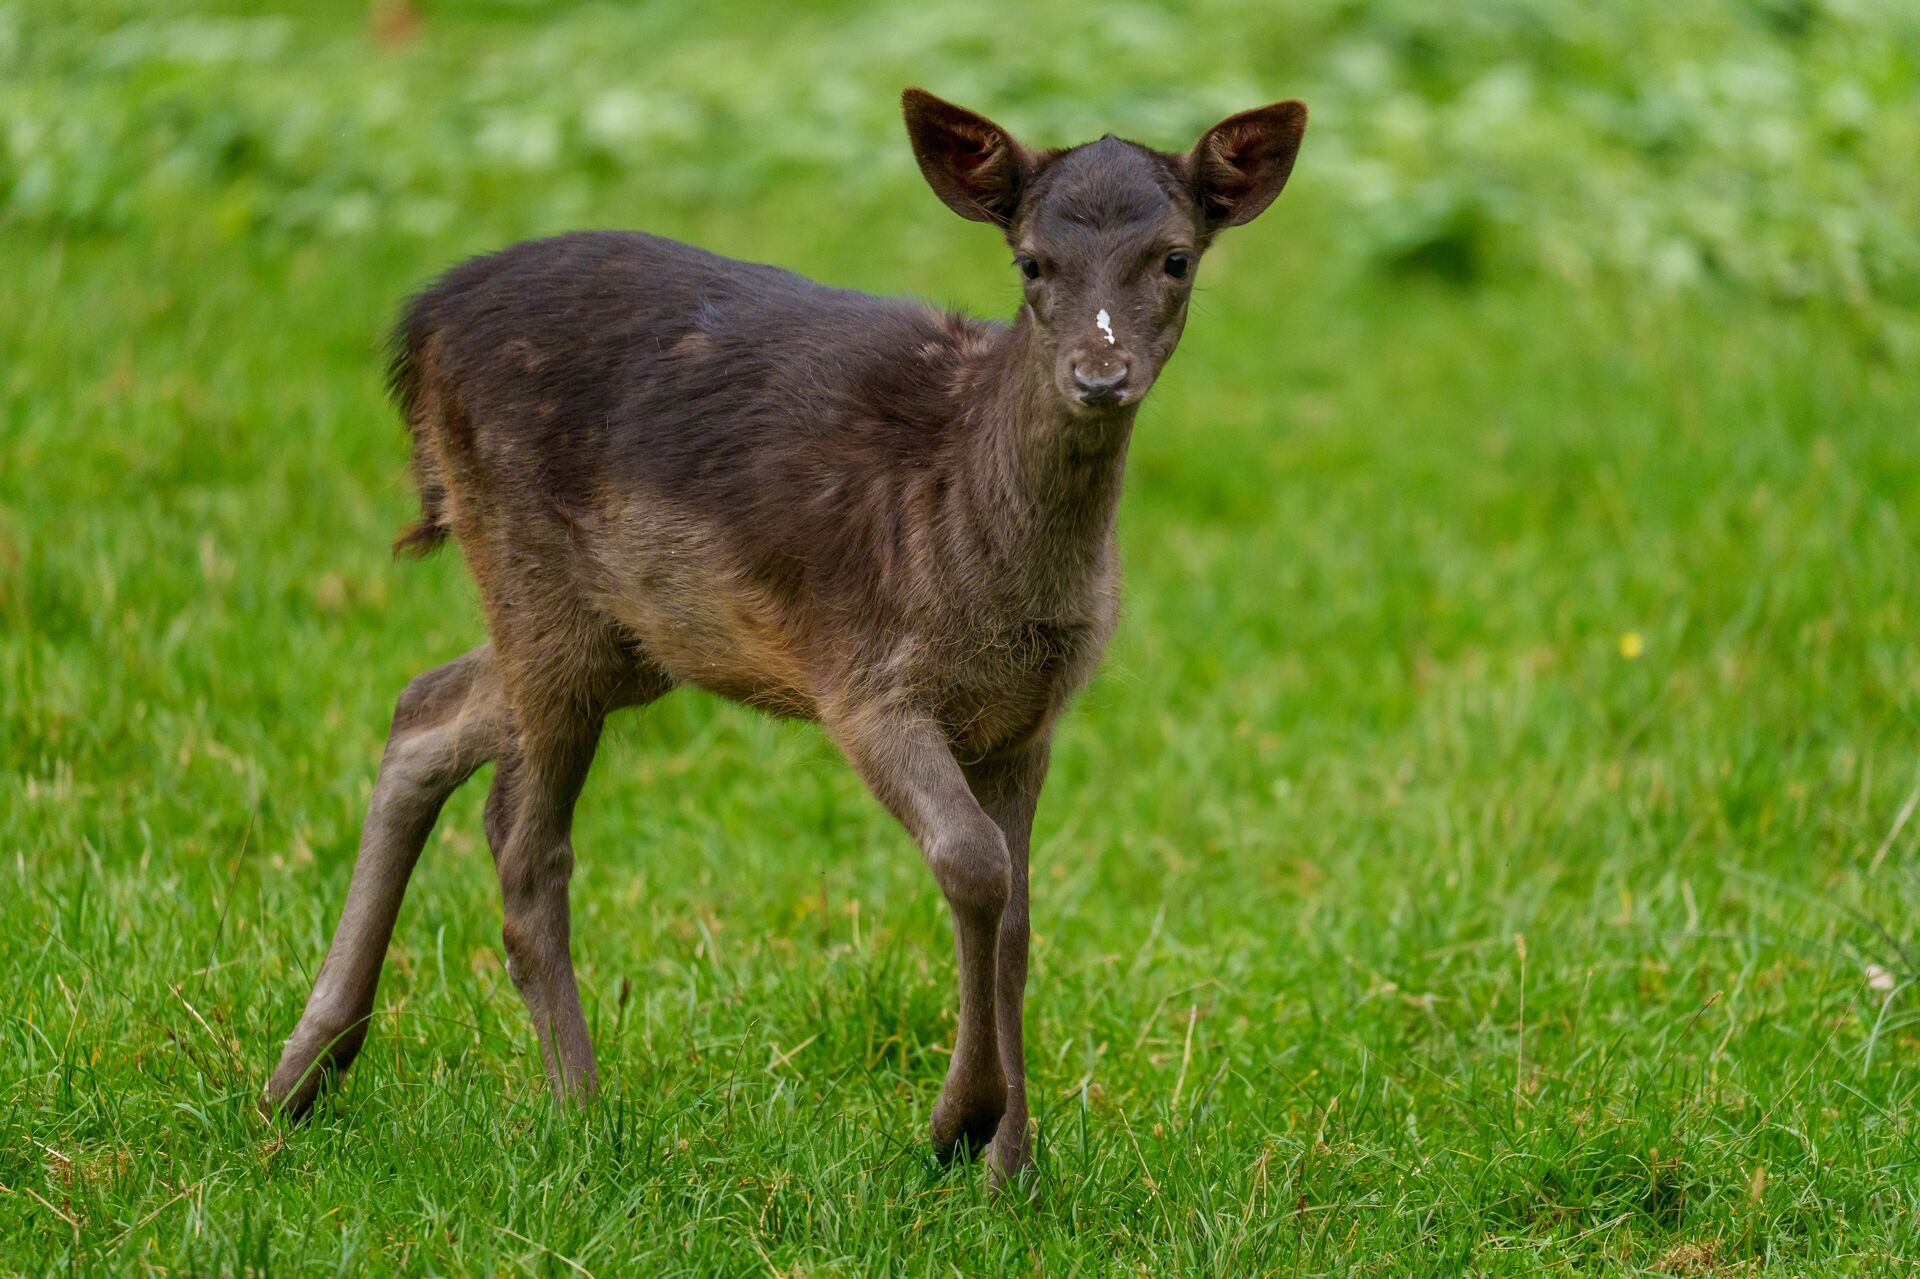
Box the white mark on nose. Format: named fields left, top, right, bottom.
left=1095, top=308, right=1116, bottom=346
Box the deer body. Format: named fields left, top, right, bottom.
left=266, top=90, right=1305, bottom=1191
left=400, top=230, right=1121, bottom=742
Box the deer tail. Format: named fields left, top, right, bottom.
left=386, top=299, right=453, bottom=559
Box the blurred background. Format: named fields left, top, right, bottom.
left=4, top=1, right=1919, bottom=1273
left=7, top=0, right=1918, bottom=312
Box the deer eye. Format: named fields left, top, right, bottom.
left=1164, top=252, right=1191, bottom=279
left=1015, top=255, right=1041, bottom=282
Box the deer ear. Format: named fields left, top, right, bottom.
left=1188, top=100, right=1308, bottom=232
left=902, top=88, right=1032, bottom=226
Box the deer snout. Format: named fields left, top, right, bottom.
left=1070, top=357, right=1131, bottom=407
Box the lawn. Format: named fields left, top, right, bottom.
left=4, top=1, right=1919, bottom=1274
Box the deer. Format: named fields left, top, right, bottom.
left=263, top=87, right=1307, bottom=1190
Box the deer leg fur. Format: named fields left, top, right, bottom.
left=965, top=738, right=1049, bottom=1189
left=264, top=646, right=505, bottom=1118
left=829, top=702, right=1013, bottom=1161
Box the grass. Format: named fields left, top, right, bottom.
left=5, top=2, right=1920, bottom=1275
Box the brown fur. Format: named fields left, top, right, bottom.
left=265, top=88, right=1307, bottom=1193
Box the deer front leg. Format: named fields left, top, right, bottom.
left=828, top=704, right=1011, bottom=1164
left=966, top=736, right=1049, bottom=1191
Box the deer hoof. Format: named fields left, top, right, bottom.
left=985, top=1118, right=1037, bottom=1199
left=930, top=1093, right=1004, bottom=1164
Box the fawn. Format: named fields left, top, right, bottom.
left=265, top=88, right=1307, bottom=1188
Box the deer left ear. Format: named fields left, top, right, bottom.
left=902, top=88, right=1034, bottom=226
left=1188, top=100, right=1308, bottom=232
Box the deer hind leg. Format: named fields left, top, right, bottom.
left=265, top=645, right=506, bottom=1119
left=483, top=641, right=669, bottom=1103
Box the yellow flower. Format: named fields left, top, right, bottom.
left=1619, top=631, right=1645, bottom=660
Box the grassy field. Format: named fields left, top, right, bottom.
left=5, top=1, right=1920, bottom=1274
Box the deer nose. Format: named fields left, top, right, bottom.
left=1071, top=361, right=1130, bottom=406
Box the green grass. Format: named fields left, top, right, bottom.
left=5, top=2, right=1920, bottom=1274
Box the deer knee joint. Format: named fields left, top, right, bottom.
left=383, top=685, right=487, bottom=798
left=500, top=916, right=535, bottom=968
left=928, top=823, right=1011, bottom=920
left=392, top=654, right=485, bottom=734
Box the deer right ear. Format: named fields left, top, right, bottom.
left=902, top=88, right=1032, bottom=226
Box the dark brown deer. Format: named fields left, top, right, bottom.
left=264, top=88, right=1307, bottom=1189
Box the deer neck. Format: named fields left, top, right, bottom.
left=952, top=316, right=1134, bottom=609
